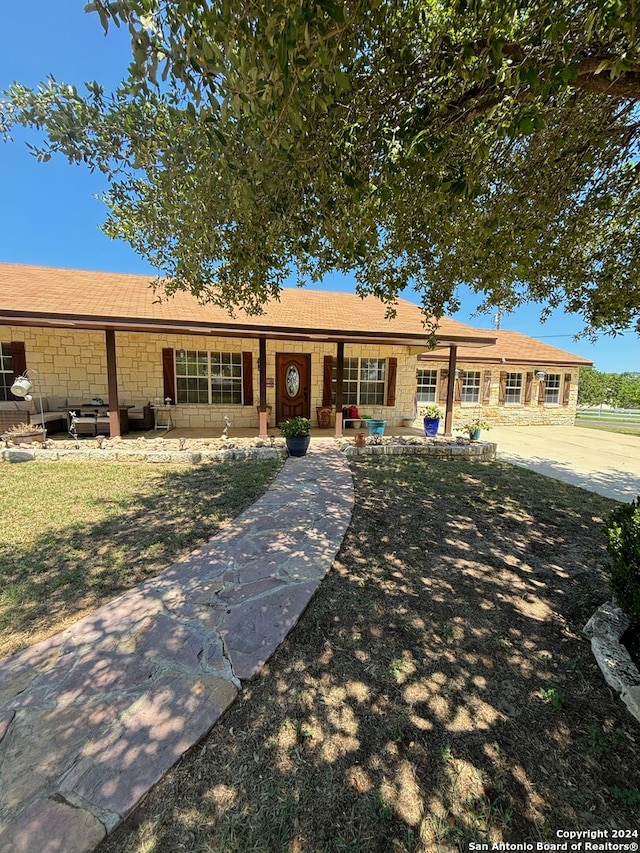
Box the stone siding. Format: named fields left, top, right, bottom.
left=1, top=325, right=581, bottom=430
left=415, top=361, right=580, bottom=426
left=0, top=326, right=420, bottom=431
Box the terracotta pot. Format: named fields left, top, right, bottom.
left=315, top=406, right=332, bottom=429
left=7, top=431, right=46, bottom=445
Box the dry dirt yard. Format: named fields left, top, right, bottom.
left=99, top=456, right=640, bottom=853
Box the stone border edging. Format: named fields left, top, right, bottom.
left=2, top=447, right=287, bottom=464
left=342, top=440, right=496, bottom=461
left=2, top=440, right=497, bottom=464
left=583, top=602, right=640, bottom=723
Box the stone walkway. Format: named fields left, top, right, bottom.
left=0, top=443, right=353, bottom=853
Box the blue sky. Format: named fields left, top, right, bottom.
left=1, top=2, right=637, bottom=372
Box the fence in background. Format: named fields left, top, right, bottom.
left=576, top=407, right=640, bottom=428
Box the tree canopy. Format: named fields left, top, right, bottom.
left=2, top=0, right=640, bottom=336
left=578, top=368, right=640, bottom=407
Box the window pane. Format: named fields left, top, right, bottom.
left=342, top=381, right=358, bottom=406
left=545, top=374, right=561, bottom=404
left=417, top=369, right=437, bottom=403
left=0, top=343, right=12, bottom=371
left=175, top=350, right=242, bottom=404
left=461, top=371, right=481, bottom=404
left=360, top=359, right=385, bottom=382
left=332, top=359, right=358, bottom=406
left=332, top=357, right=385, bottom=407
left=359, top=359, right=385, bottom=405
left=505, top=372, right=522, bottom=404
left=211, top=352, right=242, bottom=404
left=360, top=383, right=384, bottom=405
left=0, top=342, right=12, bottom=401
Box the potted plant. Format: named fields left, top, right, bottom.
left=455, top=417, right=490, bottom=441
left=1, top=421, right=47, bottom=445
left=419, top=405, right=443, bottom=437
left=279, top=416, right=311, bottom=457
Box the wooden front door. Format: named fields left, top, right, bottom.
left=276, top=353, right=311, bottom=424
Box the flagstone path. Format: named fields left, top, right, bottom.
left=0, top=442, right=353, bottom=853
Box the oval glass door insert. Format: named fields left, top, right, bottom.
left=286, top=365, right=300, bottom=397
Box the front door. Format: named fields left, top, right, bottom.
left=276, top=353, right=311, bottom=424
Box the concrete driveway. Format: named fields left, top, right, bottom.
left=487, top=424, right=640, bottom=503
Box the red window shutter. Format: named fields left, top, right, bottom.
left=438, top=369, right=449, bottom=403
left=524, top=372, right=533, bottom=404
left=482, top=370, right=492, bottom=404
left=562, top=373, right=571, bottom=406
left=386, top=358, right=397, bottom=406
left=10, top=342, right=27, bottom=393
left=242, top=351, right=254, bottom=406
left=162, top=348, right=175, bottom=403
left=498, top=371, right=507, bottom=405
left=322, top=355, right=333, bottom=407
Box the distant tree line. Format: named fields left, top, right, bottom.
left=578, top=369, right=640, bottom=408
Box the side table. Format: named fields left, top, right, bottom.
left=152, top=405, right=175, bottom=431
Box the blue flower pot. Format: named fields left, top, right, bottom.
left=286, top=435, right=310, bottom=457
left=423, top=417, right=440, bottom=437
left=470, top=429, right=481, bottom=441
left=366, top=419, right=386, bottom=437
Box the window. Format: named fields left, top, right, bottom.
left=461, top=371, right=481, bottom=404
left=0, top=344, right=13, bottom=401
left=416, top=369, right=437, bottom=403
left=504, top=372, right=523, bottom=404
left=175, top=350, right=242, bottom=404
left=210, top=352, right=243, bottom=404
left=545, top=373, right=561, bottom=404
left=333, top=358, right=386, bottom=406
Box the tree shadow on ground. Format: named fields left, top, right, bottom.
left=97, top=457, right=640, bottom=853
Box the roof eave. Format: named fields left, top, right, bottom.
left=0, top=310, right=495, bottom=348
left=418, top=353, right=593, bottom=367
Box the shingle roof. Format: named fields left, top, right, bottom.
left=0, top=263, right=496, bottom=347
left=420, top=329, right=593, bottom=367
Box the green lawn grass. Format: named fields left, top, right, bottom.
left=575, top=420, right=640, bottom=437
left=0, top=458, right=281, bottom=658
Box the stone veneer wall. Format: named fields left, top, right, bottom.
left=0, top=326, right=421, bottom=430
left=415, top=361, right=581, bottom=426
left=1, top=325, right=581, bottom=429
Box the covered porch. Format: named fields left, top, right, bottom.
left=0, top=264, right=497, bottom=441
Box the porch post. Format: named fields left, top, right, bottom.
left=105, top=328, right=121, bottom=438
left=444, top=344, right=457, bottom=437
left=334, top=341, right=344, bottom=437
left=258, top=337, right=268, bottom=437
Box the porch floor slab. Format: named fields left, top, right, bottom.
left=46, top=425, right=426, bottom=442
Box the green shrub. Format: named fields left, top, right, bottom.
left=604, top=496, right=640, bottom=624
left=279, top=416, right=311, bottom=437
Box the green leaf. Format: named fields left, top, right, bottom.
left=317, top=0, right=345, bottom=23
